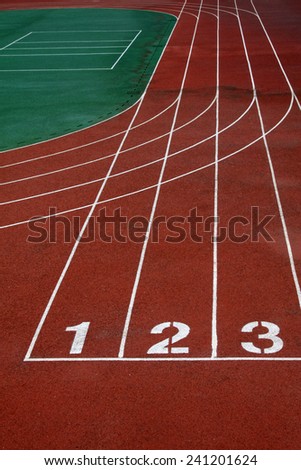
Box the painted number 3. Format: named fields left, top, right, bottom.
left=241, top=321, right=284, bottom=354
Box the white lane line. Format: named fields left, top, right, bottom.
left=23, top=8, right=181, bottom=361
left=111, top=30, right=142, bottom=69
left=20, top=40, right=132, bottom=43
left=1, top=93, right=293, bottom=231
left=24, top=356, right=301, bottom=362
left=250, top=0, right=301, bottom=110
left=211, top=0, right=220, bottom=360
left=9, top=46, right=128, bottom=50
left=32, top=30, right=141, bottom=33
left=0, top=32, right=32, bottom=51
left=0, top=68, right=111, bottom=72
left=118, top=0, right=202, bottom=359
left=235, top=0, right=301, bottom=309
left=1, top=52, right=121, bottom=56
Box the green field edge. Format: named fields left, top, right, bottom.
left=0, top=7, right=176, bottom=152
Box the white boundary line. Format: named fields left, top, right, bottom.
left=25, top=357, right=301, bottom=362
left=111, top=30, right=142, bottom=69
left=0, top=68, right=111, bottom=72
left=32, top=30, right=141, bottom=33
left=1, top=53, right=122, bottom=56
left=0, top=32, right=32, bottom=51
left=23, top=7, right=181, bottom=362
left=211, top=0, right=219, bottom=359
left=118, top=0, right=201, bottom=358
left=234, top=0, right=301, bottom=309
left=9, top=46, right=128, bottom=49
left=20, top=40, right=132, bottom=43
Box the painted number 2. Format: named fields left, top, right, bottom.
left=241, top=321, right=284, bottom=354
left=147, top=322, right=190, bottom=355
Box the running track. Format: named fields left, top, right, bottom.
left=1, top=0, right=300, bottom=449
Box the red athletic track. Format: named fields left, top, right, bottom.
left=1, top=0, right=300, bottom=450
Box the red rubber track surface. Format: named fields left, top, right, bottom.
left=1, top=0, right=300, bottom=449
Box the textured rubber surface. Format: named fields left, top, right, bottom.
left=0, top=0, right=300, bottom=451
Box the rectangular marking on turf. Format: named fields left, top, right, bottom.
left=31, top=30, right=141, bottom=33
left=21, top=40, right=132, bottom=43
left=0, top=30, right=142, bottom=71
left=0, top=68, right=112, bottom=72
left=9, top=46, right=128, bottom=49
left=1, top=53, right=124, bottom=56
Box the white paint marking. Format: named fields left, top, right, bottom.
left=0, top=68, right=111, bottom=72
left=111, top=30, right=142, bottom=69
left=211, top=0, right=220, bottom=359
left=32, top=30, right=141, bottom=33
left=0, top=32, right=32, bottom=51
left=9, top=46, right=128, bottom=50
left=147, top=322, right=190, bottom=354
left=66, top=322, right=90, bottom=354
left=241, top=321, right=284, bottom=355
left=24, top=356, right=301, bottom=362
left=20, top=40, right=132, bottom=44
left=1, top=52, right=121, bottom=56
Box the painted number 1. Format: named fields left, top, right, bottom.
left=66, top=322, right=90, bottom=354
